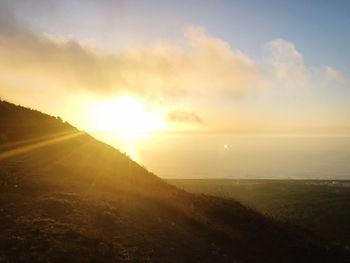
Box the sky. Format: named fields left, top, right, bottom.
left=1, top=0, right=350, bottom=178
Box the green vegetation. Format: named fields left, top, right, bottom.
left=1, top=100, right=349, bottom=262
left=167, top=179, right=350, bottom=247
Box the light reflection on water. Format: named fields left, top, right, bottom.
left=92, top=133, right=350, bottom=180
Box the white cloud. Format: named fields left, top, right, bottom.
left=324, top=66, right=345, bottom=83
left=0, top=9, right=348, bottom=133
left=264, top=38, right=310, bottom=90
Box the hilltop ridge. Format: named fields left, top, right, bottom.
left=0, top=99, right=349, bottom=263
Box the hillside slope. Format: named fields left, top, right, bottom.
left=0, top=100, right=349, bottom=263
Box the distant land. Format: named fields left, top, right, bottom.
left=168, top=179, right=350, bottom=248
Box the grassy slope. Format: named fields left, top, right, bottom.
left=0, top=100, right=349, bottom=263
left=167, top=179, right=350, bottom=247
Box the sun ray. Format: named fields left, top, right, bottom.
left=0, top=131, right=84, bottom=161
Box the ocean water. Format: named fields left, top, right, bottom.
left=93, top=133, right=350, bottom=180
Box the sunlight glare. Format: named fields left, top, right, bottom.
left=87, top=96, right=165, bottom=161
left=88, top=96, right=165, bottom=134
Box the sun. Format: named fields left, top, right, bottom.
left=85, top=96, right=166, bottom=161
left=87, top=96, right=165, bottom=134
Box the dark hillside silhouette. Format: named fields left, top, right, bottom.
left=0, top=100, right=74, bottom=142
left=0, top=100, right=349, bottom=263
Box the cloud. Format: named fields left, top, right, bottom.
left=264, top=38, right=310, bottom=90
left=0, top=8, right=260, bottom=101
left=0, top=6, right=348, bottom=134
left=0, top=7, right=342, bottom=101
left=167, top=110, right=202, bottom=124
left=324, top=66, right=345, bottom=83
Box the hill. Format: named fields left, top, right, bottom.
left=167, top=179, right=350, bottom=247
left=0, top=99, right=349, bottom=263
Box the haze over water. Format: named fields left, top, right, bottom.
left=94, top=133, right=350, bottom=180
